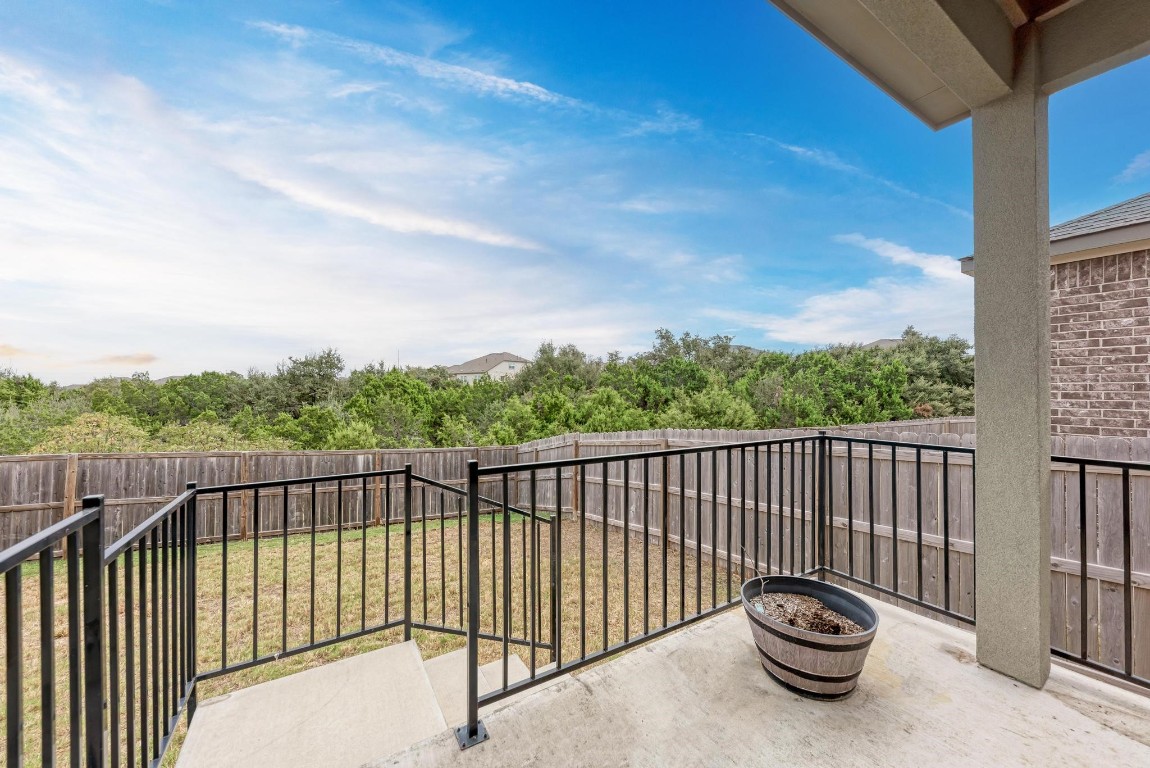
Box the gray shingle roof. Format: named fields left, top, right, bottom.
left=446, top=352, right=530, bottom=375
left=1051, top=192, right=1150, bottom=241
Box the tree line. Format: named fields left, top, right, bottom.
left=0, top=327, right=973, bottom=455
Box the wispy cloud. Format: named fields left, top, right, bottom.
left=1117, top=149, right=1150, bottom=183
left=625, top=105, right=701, bottom=136
left=833, top=234, right=965, bottom=283
left=750, top=134, right=973, bottom=221
left=0, top=343, right=31, bottom=357
left=90, top=353, right=158, bottom=366
left=706, top=235, right=970, bottom=345
left=251, top=21, right=587, bottom=110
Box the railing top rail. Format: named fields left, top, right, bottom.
left=0, top=505, right=101, bottom=572
left=1051, top=454, right=1150, bottom=471
left=413, top=472, right=552, bottom=523
left=824, top=433, right=977, bottom=455
left=104, top=488, right=196, bottom=563
left=475, top=434, right=822, bottom=476
left=198, top=467, right=407, bottom=494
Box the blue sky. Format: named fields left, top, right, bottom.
left=1, top=0, right=1148, bottom=384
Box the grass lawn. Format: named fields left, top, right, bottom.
left=3, top=513, right=738, bottom=766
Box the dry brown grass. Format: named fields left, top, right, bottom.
left=2, top=514, right=740, bottom=766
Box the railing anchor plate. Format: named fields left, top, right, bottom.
left=455, top=720, right=490, bottom=750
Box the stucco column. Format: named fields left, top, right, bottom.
left=971, top=23, right=1051, bottom=688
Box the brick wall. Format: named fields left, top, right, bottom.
left=1050, top=249, right=1150, bottom=437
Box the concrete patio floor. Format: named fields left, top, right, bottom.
left=377, top=597, right=1150, bottom=768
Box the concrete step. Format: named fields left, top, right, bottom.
left=423, top=648, right=565, bottom=727
left=177, top=641, right=446, bottom=768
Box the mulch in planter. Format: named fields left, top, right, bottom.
left=749, top=593, right=863, bottom=635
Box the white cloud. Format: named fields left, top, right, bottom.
left=251, top=20, right=587, bottom=110
left=832, top=234, right=966, bottom=283
left=750, top=134, right=973, bottom=221
left=625, top=105, right=701, bottom=136
left=1117, top=149, right=1150, bottom=183
left=0, top=51, right=664, bottom=383
left=706, top=236, right=971, bottom=345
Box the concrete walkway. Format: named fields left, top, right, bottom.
left=178, top=642, right=447, bottom=768
left=376, top=599, right=1150, bottom=768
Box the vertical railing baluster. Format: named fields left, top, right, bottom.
left=643, top=458, right=650, bottom=635
left=365, top=478, right=371, bottom=633
left=661, top=455, right=669, bottom=627
left=254, top=488, right=261, bottom=661
left=915, top=448, right=924, bottom=601
left=712, top=450, right=718, bottom=607
left=753, top=446, right=760, bottom=578
left=457, top=460, right=487, bottom=749
left=283, top=485, right=290, bottom=653
left=68, top=528, right=82, bottom=766
left=942, top=451, right=950, bottom=613
left=530, top=470, right=539, bottom=675
left=580, top=464, right=587, bottom=657
left=1122, top=467, right=1133, bottom=677
left=679, top=454, right=686, bottom=621
left=623, top=460, right=630, bottom=642
left=502, top=475, right=511, bottom=689
left=421, top=485, right=428, bottom=625
left=6, top=565, right=23, bottom=768
left=221, top=489, right=229, bottom=670
left=39, top=548, right=55, bottom=762
left=403, top=465, right=413, bottom=642
left=824, top=434, right=832, bottom=578
left=310, top=484, right=317, bottom=647
left=891, top=445, right=899, bottom=596
left=602, top=461, right=609, bottom=650
left=726, top=449, right=733, bottom=601
left=799, top=442, right=806, bottom=575
left=337, top=481, right=344, bottom=637
left=868, top=443, right=876, bottom=585
left=555, top=465, right=563, bottom=668
left=110, top=560, right=121, bottom=768
left=442, top=491, right=448, bottom=629
left=81, top=496, right=105, bottom=767
left=384, top=476, right=391, bottom=626
left=847, top=441, right=855, bottom=578
left=1078, top=462, right=1088, bottom=660
left=696, top=452, right=703, bottom=615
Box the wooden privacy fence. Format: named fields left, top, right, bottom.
left=0, top=417, right=1145, bottom=679
left=0, top=447, right=518, bottom=548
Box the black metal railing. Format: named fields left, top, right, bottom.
left=103, top=486, right=197, bottom=767
left=457, top=432, right=982, bottom=746
left=3, top=496, right=105, bottom=768
left=2, top=433, right=1145, bottom=763
left=1050, top=453, right=1149, bottom=689
left=192, top=468, right=409, bottom=679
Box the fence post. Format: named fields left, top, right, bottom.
left=185, top=482, right=198, bottom=724
left=403, top=464, right=413, bottom=643
left=456, top=460, right=489, bottom=749
left=80, top=495, right=106, bottom=767
left=817, top=431, right=827, bottom=579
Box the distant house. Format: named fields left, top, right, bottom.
left=446, top=352, right=530, bottom=384
left=962, top=191, right=1150, bottom=437
left=862, top=338, right=901, bottom=351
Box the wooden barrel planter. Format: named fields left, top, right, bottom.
left=741, top=576, right=879, bottom=700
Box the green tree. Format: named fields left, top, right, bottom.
left=33, top=413, right=151, bottom=453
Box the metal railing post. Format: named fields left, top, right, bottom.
left=456, top=460, right=489, bottom=748
left=80, top=495, right=106, bottom=767
left=185, top=482, right=198, bottom=723
left=403, top=464, right=413, bottom=643
left=817, top=431, right=827, bottom=578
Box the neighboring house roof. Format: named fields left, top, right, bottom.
left=961, top=191, right=1150, bottom=274
left=1050, top=192, right=1150, bottom=241
left=862, top=338, right=901, bottom=350
left=446, top=352, right=530, bottom=375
